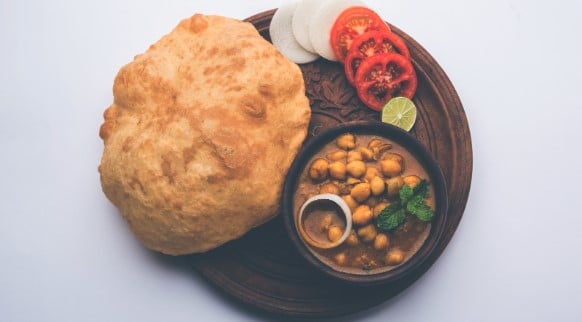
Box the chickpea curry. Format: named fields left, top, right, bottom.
left=294, top=133, right=436, bottom=274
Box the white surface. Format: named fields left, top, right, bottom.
left=1, top=0, right=581, bottom=321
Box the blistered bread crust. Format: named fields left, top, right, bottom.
left=99, top=14, right=311, bottom=255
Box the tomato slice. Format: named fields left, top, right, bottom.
left=344, top=30, right=410, bottom=85
left=330, top=6, right=391, bottom=62
left=354, top=53, right=417, bottom=111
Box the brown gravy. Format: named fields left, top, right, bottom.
left=301, top=200, right=346, bottom=246
left=293, top=134, right=434, bottom=275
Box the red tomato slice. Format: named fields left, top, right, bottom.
left=330, top=6, right=391, bottom=62
left=344, top=30, right=410, bottom=85
left=354, top=53, right=417, bottom=111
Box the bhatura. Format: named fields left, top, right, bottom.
left=99, top=14, right=311, bottom=255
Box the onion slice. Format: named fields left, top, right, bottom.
left=291, top=0, right=322, bottom=54
left=308, top=0, right=366, bottom=61
left=270, top=1, right=319, bottom=64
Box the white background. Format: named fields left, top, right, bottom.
left=1, top=0, right=581, bottom=321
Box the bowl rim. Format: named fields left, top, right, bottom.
left=281, top=120, right=449, bottom=286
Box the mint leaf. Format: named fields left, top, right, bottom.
left=377, top=203, right=407, bottom=231
left=399, top=184, right=414, bottom=204
left=413, top=179, right=429, bottom=198
left=411, top=180, right=434, bottom=221
left=406, top=195, right=434, bottom=221
left=411, top=203, right=434, bottom=221
left=407, top=194, right=425, bottom=208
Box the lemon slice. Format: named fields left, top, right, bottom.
left=381, top=97, right=417, bottom=131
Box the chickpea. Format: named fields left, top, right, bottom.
left=346, top=177, right=361, bottom=185
left=347, top=150, right=363, bottom=163
left=386, top=176, right=404, bottom=197
left=347, top=160, right=366, bottom=178
left=329, top=161, right=347, bottom=180
left=336, top=133, right=356, bottom=150
left=352, top=205, right=373, bottom=226
left=373, top=202, right=389, bottom=218
left=357, top=224, right=377, bottom=242
left=350, top=182, right=371, bottom=203
left=385, top=249, right=405, bottom=266
left=342, top=195, right=359, bottom=212
left=368, top=139, right=384, bottom=150
left=364, top=166, right=381, bottom=183
left=384, top=152, right=404, bottom=165
left=319, top=182, right=340, bottom=195
left=374, top=233, right=390, bottom=250
left=335, top=252, right=347, bottom=265
left=358, top=147, right=374, bottom=161
left=370, top=176, right=385, bottom=196
left=368, top=139, right=392, bottom=159
left=308, top=158, right=329, bottom=181
left=320, top=214, right=333, bottom=232
left=380, top=159, right=402, bottom=177
left=327, top=150, right=346, bottom=161
left=346, top=230, right=359, bottom=246
left=403, top=175, right=422, bottom=188
left=328, top=225, right=343, bottom=243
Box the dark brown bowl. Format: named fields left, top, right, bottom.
left=281, top=121, right=448, bottom=286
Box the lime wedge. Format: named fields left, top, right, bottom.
left=381, top=97, right=417, bottom=131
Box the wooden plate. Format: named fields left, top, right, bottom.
left=189, top=10, right=472, bottom=318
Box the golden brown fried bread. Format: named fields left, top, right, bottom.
left=98, top=14, right=311, bottom=255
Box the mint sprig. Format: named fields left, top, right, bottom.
left=399, top=184, right=414, bottom=204
left=412, top=180, right=429, bottom=199
left=377, top=203, right=407, bottom=230
left=376, top=179, right=434, bottom=231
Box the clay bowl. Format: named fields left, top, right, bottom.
left=281, top=121, right=448, bottom=286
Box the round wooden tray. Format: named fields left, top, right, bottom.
left=189, top=10, right=472, bottom=318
